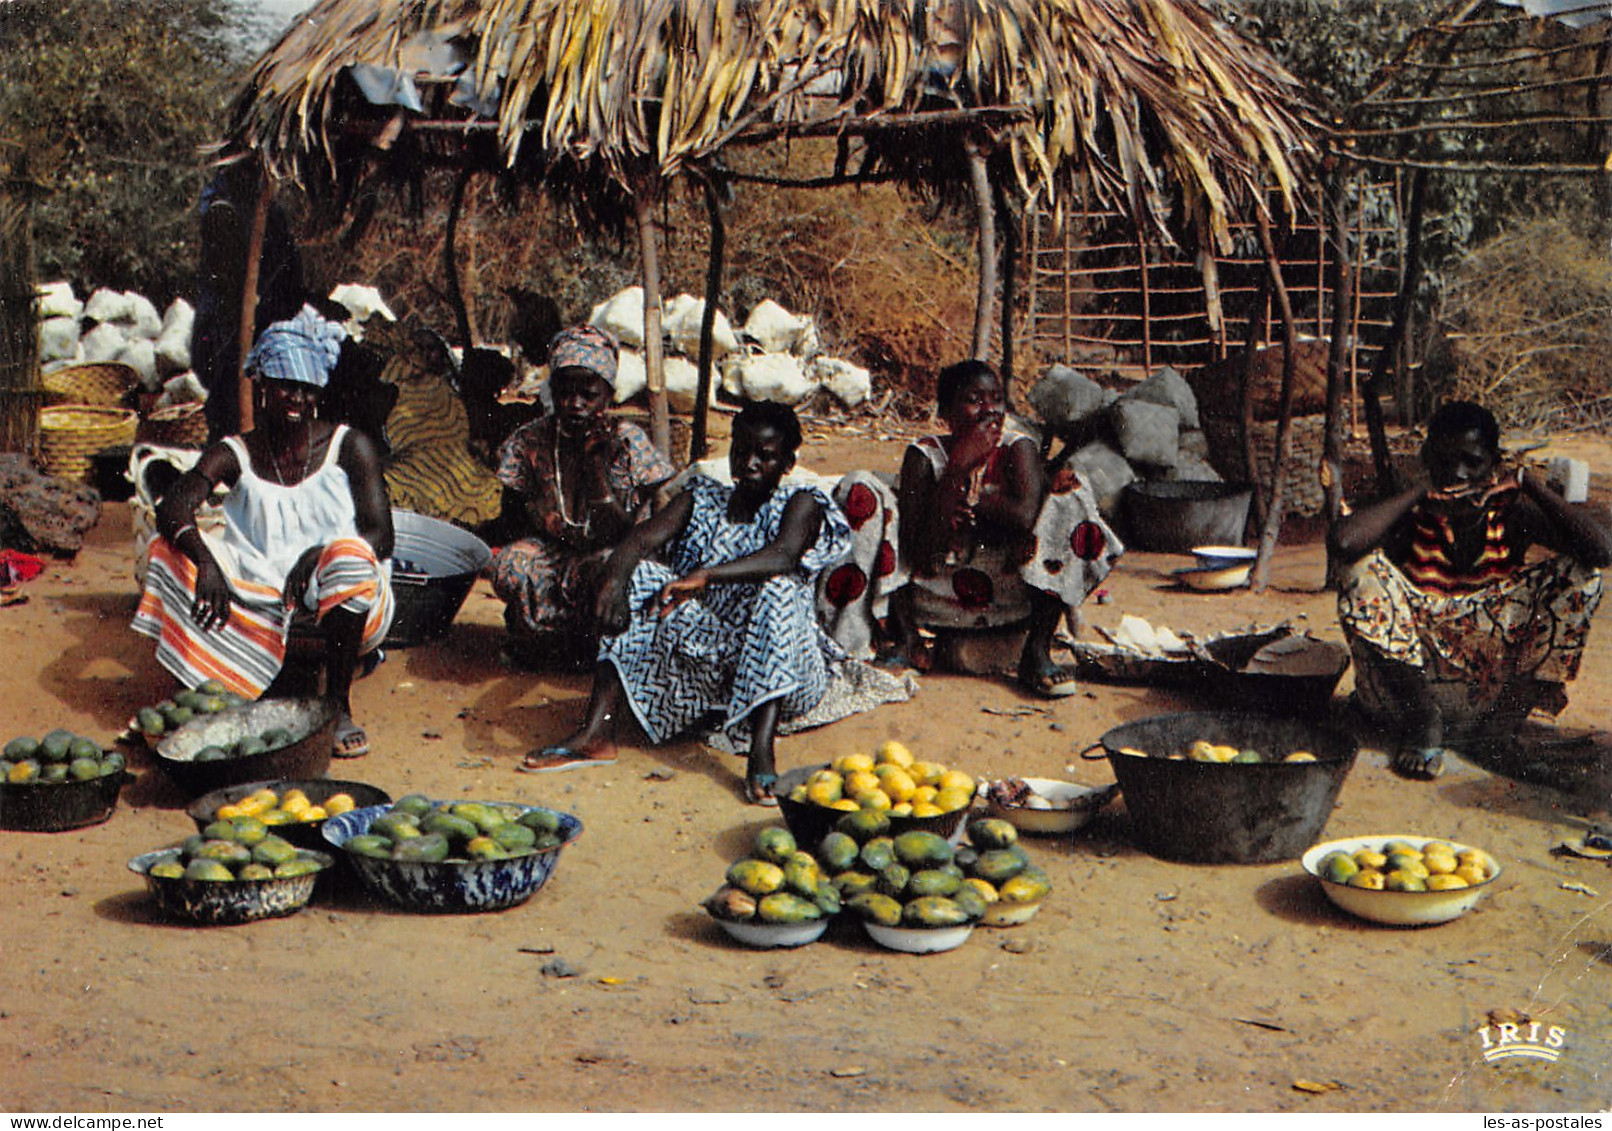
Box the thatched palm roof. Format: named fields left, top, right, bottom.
left=228, top=0, right=1318, bottom=253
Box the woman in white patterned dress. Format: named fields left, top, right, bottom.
left=519, top=402, right=852, bottom=806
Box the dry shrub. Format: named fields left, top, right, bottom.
left=1436, top=216, right=1612, bottom=432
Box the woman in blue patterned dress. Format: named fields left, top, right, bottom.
left=519, top=402, right=851, bottom=806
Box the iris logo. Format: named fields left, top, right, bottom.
left=1478, top=1019, right=1568, bottom=1063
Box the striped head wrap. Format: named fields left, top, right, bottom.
left=245, top=304, right=346, bottom=389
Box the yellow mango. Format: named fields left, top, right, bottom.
left=1353, top=849, right=1388, bottom=870
left=933, top=787, right=972, bottom=813
left=806, top=778, right=843, bottom=807
left=1454, top=863, right=1488, bottom=886
left=828, top=799, right=861, bottom=811
left=876, top=740, right=914, bottom=768
left=910, top=803, right=943, bottom=818
left=1188, top=740, right=1216, bottom=762
left=854, top=789, right=892, bottom=812
left=1283, top=751, right=1318, bottom=763
left=1422, top=852, right=1457, bottom=876
left=1347, top=870, right=1386, bottom=890
left=843, top=770, right=880, bottom=798
left=323, top=793, right=356, bottom=816
left=875, top=766, right=917, bottom=803
left=1426, top=874, right=1470, bottom=891
left=936, top=770, right=974, bottom=796
left=301, top=806, right=327, bottom=821
left=214, top=802, right=244, bottom=820
left=911, top=785, right=938, bottom=806
left=833, top=753, right=874, bottom=775
left=889, top=803, right=914, bottom=818
left=908, top=761, right=946, bottom=788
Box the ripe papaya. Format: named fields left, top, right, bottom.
left=902, top=895, right=972, bottom=927
left=757, top=892, right=822, bottom=924
left=726, top=858, right=785, bottom=897
left=783, top=853, right=822, bottom=899
left=971, top=846, right=1029, bottom=886
left=704, top=885, right=758, bottom=921
left=893, top=830, right=953, bottom=870
left=846, top=891, right=903, bottom=927
left=754, top=826, right=798, bottom=866
left=908, top=869, right=962, bottom=898
left=967, top=818, right=1018, bottom=850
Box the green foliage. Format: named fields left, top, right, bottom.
left=0, top=0, right=251, bottom=301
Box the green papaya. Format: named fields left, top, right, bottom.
left=967, top=817, right=1019, bottom=850
left=3, top=736, right=39, bottom=760
left=754, top=826, right=798, bottom=866
left=813, top=881, right=842, bottom=917
left=147, top=860, right=186, bottom=880
left=836, top=808, right=890, bottom=844
left=393, top=833, right=450, bottom=862
left=451, top=802, right=508, bottom=833
left=136, top=708, right=166, bottom=737
left=273, top=857, right=324, bottom=878
left=517, top=807, right=562, bottom=834
left=98, top=751, right=126, bottom=776
left=902, top=895, right=972, bottom=928
left=491, top=822, right=537, bottom=852
left=704, top=885, right=757, bottom=921
left=370, top=812, right=422, bottom=840
left=197, top=840, right=251, bottom=868
left=783, top=853, right=823, bottom=899
left=859, top=836, right=896, bottom=872
left=951, top=885, right=988, bottom=920
left=999, top=871, right=1051, bottom=904
left=40, top=763, right=70, bottom=783
left=250, top=836, right=298, bottom=867
left=421, top=811, right=479, bottom=843
left=202, top=819, right=237, bottom=841
left=68, top=757, right=102, bottom=782
left=726, top=858, right=785, bottom=897
left=238, top=863, right=275, bottom=881
left=847, top=891, right=904, bottom=927
left=893, top=830, right=953, bottom=869
left=908, top=869, right=962, bottom=898
left=345, top=834, right=392, bottom=859
left=815, top=831, right=859, bottom=874
left=833, top=870, right=878, bottom=898
left=971, top=846, right=1029, bottom=886
left=39, top=729, right=75, bottom=762
left=183, top=858, right=235, bottom=882
left=756, top=892, right=822, bottom=924
left=391, top=794, right=435, bottom=818
left=875, top=863, right=911, bottom=899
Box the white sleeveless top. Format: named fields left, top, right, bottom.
left=214, top=425, right=361, bottom=590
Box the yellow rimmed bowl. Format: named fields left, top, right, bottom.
left=1301, top=834, right=1501, bottom=927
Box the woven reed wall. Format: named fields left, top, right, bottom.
left=0, top=149, right=40, bottom=456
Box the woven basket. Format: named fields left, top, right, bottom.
left=136, top=402, right=208, bottom=449
left=1202, top=413, right=1328, bottom=517
left=38, top=404, right=139, bottom=483
left=40, top=362, right=140, bottom=408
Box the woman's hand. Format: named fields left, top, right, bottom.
left=192, top=560, right=235, bottom=633
left=656, top=569, right=710, bottom=618
left=949, top=418, right=1002, bottom=474
left=594, top=573, right=632, bottom=635
left=282, top=545, right=324, bottom=612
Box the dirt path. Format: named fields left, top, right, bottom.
left=3, top=425, right=1611, bottom=1113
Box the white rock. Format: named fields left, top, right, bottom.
left=1124, top=365, right=1199, bottom=429
left=1030, top=364, right=1116, bottom=427
left=728, top=351, right=817, bottom=405
left=743, top=299, right=812, bottom=354
left=588, top=286, right=645, bottom=349
left=810, top=356, right=872, bottom=408
left=664, top=355, right=721, bottom=415
left=1111, top=398, right=1179, bottom=468
left=83, top=287, right=133, bottom=325
left=37, top=316, right=80, bottom=363
left=662, top=293, right=739, bottom=359
left=80, top=321, right=128, bottom=363
left=155, top=371, right=209, bottom=408
left=35, top=282, right=82, bottom=321
left=613, top=348, right=648, bottom=404
left=116, top=338, right=160, bottom=390
left=123, top=292, right=163, bottom=340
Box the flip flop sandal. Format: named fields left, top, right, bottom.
left=517, top=746, right=616, bottom=774
left=332, top=721, right=370, bottom=759
left=745, top=772, right=779, bottom=807
left=1391, top=745, right=1446, bottom=781
left=1020, top=665, right=1079, bottom=700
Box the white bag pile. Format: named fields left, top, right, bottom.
left=35, top=281, right=197, bottom=395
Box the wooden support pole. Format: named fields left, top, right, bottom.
left=996, top=180, right=1019, bottom=404
left=1322, top=165, right=1357, bottom=591
left=444, top=168, right=478, bottom=349
left=967, top=141, right=997, bottom=362
left=1250, top=209, right=1300, bottom=593
left=1362, top=167, right=1428, bottom=492
left=1136, top=226, right=1152, bottom=374
left=693, top=170, right=727, bottom=462
left=633, top=182, right=671, bottom=457
left=235, top=165, right=269, bottom=435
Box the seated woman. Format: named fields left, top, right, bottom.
left=491, top=325, right=675, bottom=667
left=822, top=360, right=1120, bottom=697
left=132, top=305, right=394, bottom=758
left=521, top=402, right=853, bottom=807
left=1332, top=401, right=1611, bottom=780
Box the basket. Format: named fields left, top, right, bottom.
left=136, top=402, right=208, bottom=449
left=1201, top=414, right=1328, bottom=517
left=38, top=404, right=139, bottom=484
left=40, top=362, right=139, bottom=408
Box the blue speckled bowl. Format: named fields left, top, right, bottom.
left=128, top=846, right=332, bottom=926
left=321, top=802, right=583, bottom=914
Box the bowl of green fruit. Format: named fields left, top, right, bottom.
left=1, top=729, right=128, bottom=832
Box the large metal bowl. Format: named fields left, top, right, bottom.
left=155, top=698, right=335, bottom=797
left=128, top=846, right=333, bottom=926
left=322, top=801, right=583, bottom=913
left=185, top=778, right=392, bottom=852
left=0, top=771, right=128, bottom=832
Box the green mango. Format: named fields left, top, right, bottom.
left=193, top=746, right=230, bottom=763
left=967, top=818, right=1019, bottom=850
left=183, top=858, right=235, bottom=882
left=198, top=697, right=226, bottom=714
left=530, top=832, right=562, bottom=852
left=202, top=819, right=237, bottom=841
left=179, top=834, right=208, bottom=858
left=135, top=708, right=165, bottom=737
left=371, top=812, right=422, bottom=840
left=68, top=757, right=102, bottom=782
left=836, top=808, right=890, bottom=844
left=464, top=836, right=509, bottom=861
left=753, top=826, right=798, bottom=866
left=258, top=728, right=294, bottom=750
left=859, top=836, right=896, bottom=872
left=516, top=807, right=562, bottom=834
left=756, top=892, right=822, bottom=924
left=846, top=891, right=903, bottom=927
left=491, top=822, right=537, bottom=852
left=812, top=881, right=842, bottom=917
left=98, top=751, right=125, bottom=776
left=833, top=870, right=878, bottom=898
left=893, top=830, right=954, bottom=870
left=228, top=817, right=268, bottom=846
left=704, top=886, right=757, bottom=922
left=391, top=794, right=435, bottom=818
left=196, top=679, right=228, bottom=697
left=161, top=705, right=195, bottom=729
left=67, top=737, right=100, bottom=761
left=451, top=802, right=509, bottom=834
left=902, top=895, right=972, bottom=928
left=815, top=831, right=859, bottom=874
left=393, top=833, right=449, bottom=863
left=274, top=857, right=324, bottom=878
left=147, top=861, right=186, bottom=880
left=250, top=836, right=298, bottom=867
left=345, top=834, right=392, bottom=859
left=783, top=853, right=823, bottom=899
left=951, top=885, right=988, bottom=920
left=3, top=737, right=39, bottom=760
left=726, top=858, right=785, bottom=897
left=238, top=863, right=275, bottom=881
left=908, top=869, right=963, bottom=898
left=231, top=735, right=266, bottom=757
left=40, top=763, right=70, bottom=784
left=999, top=871, right=1051, bottom=904
left=173, top=690, right=205, bottom=711
left=421, top=811, right=479, bottom=843
left=875, top=863, right=910, bottom=899
left=197, top=840, right=251, bottom=868
left=970, top=846, right=1030, bottom=886
left=39, top=730, right=75, bottom=762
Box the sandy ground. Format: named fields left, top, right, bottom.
left=3, top=423, right=1612, bottom=1114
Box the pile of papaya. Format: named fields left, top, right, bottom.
left=131, top=680, right=249, bottom=741
left=144, top=821, right=327, bottom=882
left=786, top=740, right=975, bottom=816
left=955, top=817, right=1052, bottom=919
left=703, top=826, right=841, bottom=928
left=2, top=730, right=125, bottom=785
left=209, top=786, right=356, bottom=826
left=341, top=795, right=567, bottom=863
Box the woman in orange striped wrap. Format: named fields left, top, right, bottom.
left=132, top=305, right=394, bottom=759
left=1333, top=401, right=1611, bottom=780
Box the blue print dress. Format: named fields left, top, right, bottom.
left=601, top=475, right=853, bottom=743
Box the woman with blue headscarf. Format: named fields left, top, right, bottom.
left=133, top=305, right=394, bottom=759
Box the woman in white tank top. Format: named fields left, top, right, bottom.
left=133, top=306, right=394, bottom=759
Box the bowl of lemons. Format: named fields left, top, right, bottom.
left=1302, top=834, right=1501, bottom=926
left=778, top=740, right=976, bottom=849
